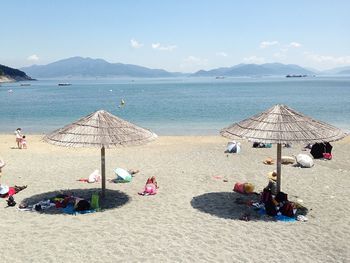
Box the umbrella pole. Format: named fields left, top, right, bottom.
left=101, top=146, right=106, bottom=198
left=276, top=143, right=282, bottom=193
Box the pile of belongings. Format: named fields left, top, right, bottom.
left=253, top=142, right=272, bottom=148
left=257, top=189, right=308, bottom=221
left=233, top=182, right=255, bottom=194
left=310, top=142, right=333, bottom=160
left=19, top=193, right=100, bottom=214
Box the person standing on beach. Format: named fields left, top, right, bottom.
left=14, top=128, right=22, bottom=149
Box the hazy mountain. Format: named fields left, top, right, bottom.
left=323, top=66, right=350, bottom=74
left=21, top=57, right=177, bottom=78
left=191, top=63, right=315, bottom=77
left=0, top=64, right=34, bottom=82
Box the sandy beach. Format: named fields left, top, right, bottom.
left=0, top=134, right=349, bottom=262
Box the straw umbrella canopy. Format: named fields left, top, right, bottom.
left=44, top=110, right=157, bottom=197
left=220, top=104, right=346, bottom=193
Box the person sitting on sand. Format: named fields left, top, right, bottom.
left=138, top=176, right=159, bottom=195
left=265, top=171, right=277, bottom=196
left=21, top=135, right=27, bottom=149
left=0, top=184, right=27, bottom=198
left=14, top=128, right=22, bottom=149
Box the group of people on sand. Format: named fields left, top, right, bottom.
left=15, top=128, right=27, bottom=149
left=79, top=167, right=159, bottom=196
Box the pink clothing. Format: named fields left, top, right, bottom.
left=8, top=187, right=16, bottom=196
left=144, top=183, right=157, bottom=195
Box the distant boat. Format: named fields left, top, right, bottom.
left=58, top=83, right=72, bottom=86
left=118, top=99, right=125, bottom=108
left=286, top=74, right=307, bottom=78
left=216, top=76, right=225, bottom=79
left=21, top=83, right=31, bottom=86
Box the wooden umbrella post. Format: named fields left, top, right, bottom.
left=101, top=146, right=106, bottom=198
left=276, top=143, right=282, bottom=193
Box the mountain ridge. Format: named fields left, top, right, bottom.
left=0, top=64, right=34, bottom=82
left=21, top=56, right=176, bottom=78
left=20, top=57, right=350, bottom=78
left=191, top=63, right=315, bottom=77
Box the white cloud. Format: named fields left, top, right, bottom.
left=216, top=52, right=228, bottom=57
left=243, top=56, right=265, bottom=64
left=27, top=54, right=39, bottom=61
left=305, top=52, right=350, bottom=64
left=288, top=42, right=302, bottom=48
left=130, top=39, right=143, bottom=48
left=151, top=43, right=177, bottom=51
left=260, top=41, right=279, bottom=49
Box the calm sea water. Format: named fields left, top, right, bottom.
left=0, top=76, right=349, bottom=135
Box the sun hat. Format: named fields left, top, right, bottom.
left=267, top=171, right=277, bottom=181
left=0, top=184, right=10, bottom=195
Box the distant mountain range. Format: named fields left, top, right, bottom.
left=21, top=57, right=176, bottom=78
left=322, top=65, right=350, bottom=75
left=191, top=63, right=315, bottom=77
left=0, top=64, right=34, bottom=82
left=17, top=56, right=350, bottom=79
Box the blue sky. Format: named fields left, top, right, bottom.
left=1, top=0, right=350, bottom=72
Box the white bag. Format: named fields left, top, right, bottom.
left=296, top=154, right=314, bottom=168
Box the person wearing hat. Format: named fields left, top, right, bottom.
left=0, top=184, right=27, bottom=198
left=265, top=171, right=277, bottom=195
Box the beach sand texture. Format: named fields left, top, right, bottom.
left=0, top=135, right=349, bottom=262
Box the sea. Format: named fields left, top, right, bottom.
left=0, top=76, right=349, bottom=135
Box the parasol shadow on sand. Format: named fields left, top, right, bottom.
left=220, top=104, right=346, bottom=193
left=43, top=110, right=157, bottom=197
left=21, top=188, right=130, bottom=215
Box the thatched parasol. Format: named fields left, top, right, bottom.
left=220, top=104, right=346, bottom=192
left=44, top=110, right=157, bottom=197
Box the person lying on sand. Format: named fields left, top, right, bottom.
left=108, top=168, right=140, bottom=183
left=0, top=184, right=27, bottom=198
left=138, top=176, right=159, bottom=196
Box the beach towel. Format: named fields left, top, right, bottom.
left=259, top=208, right=296, bottom=222
left=62, top=204, right=96, bottom=215
left=281, top=156, right=295, bottom=164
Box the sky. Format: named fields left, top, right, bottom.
left=1, top=0, right=350, bottom=72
